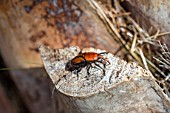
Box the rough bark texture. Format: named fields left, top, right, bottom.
left=0, top=0, right=120, bottom=113
left=39, top=45, right=170, bottom=113
left=0, top=0, right=119, bottom=69
left=0, top=85, right=17, bottom=113
left=1, top=0, right=170, bottom=112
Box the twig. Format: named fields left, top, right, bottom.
left=146, top=58, right=167, bottom=78
left=130, top=27, right=137, bottom=52
left=117, top=1, right=150, bottom=39
left=139, top=48, right=149, bottom=70
left=112, top=12, right=131, bottom=17
left=150, top=31, right=170, bottom=38
left=87, top=0, right=169, bottom=83
left=87, top=0, right=142, bottom=64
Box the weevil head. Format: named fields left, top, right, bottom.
left=65, top=60, right=73, bottom=71
left=65, top=58, right=86, bottom=72
left=65, top=60, right=81, bottom=71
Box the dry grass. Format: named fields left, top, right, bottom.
left=87, top=0, right=170, bottom=97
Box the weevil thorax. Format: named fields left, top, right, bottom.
left=83, top=52, right=98, bottom=61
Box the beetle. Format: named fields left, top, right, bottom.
left=65, top=51, right=110, bottom=78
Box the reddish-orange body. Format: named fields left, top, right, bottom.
left=71, top=52, right=99, bottom=64
left=65, top=51, right=110, bottom=76
left=83, top=52, right=99, bottom=61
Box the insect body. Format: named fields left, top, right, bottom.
left=65, top=51, right=110, bottom=77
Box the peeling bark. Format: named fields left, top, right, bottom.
left=39, top=45, right=170, bottom=113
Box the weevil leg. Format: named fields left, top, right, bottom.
left=86, top=65, right=90, bottom=75
left=85, top=65, right=91, bottom=80
left=74, top=67, right=82, bottom=79
left=98, top=57, right=110, bottom=65
left=63, top=74, right=67, bottom=80
left=96, top=60, right=106, bottom=69
left=94, top=62, right=105, bottom=75
left=103, top=58, right=110, bottom=65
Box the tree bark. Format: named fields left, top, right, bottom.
left=39, top=45, right=170, bottom=113
left=0, top=0, right=120, bottom=113
left=0, top=85, right=17, bottom=113
left=1, top=0, right=170, bottom=112
left=121, top=0, right=170, bottom=47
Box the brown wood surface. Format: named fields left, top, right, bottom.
left=0, top=0, right=120, bottom=113
left=121, top=0, right=170, bottom=47
left=1, top=0, right=170, bottom=113
left=0, top=85, right=17, bottom=113
left=39, top=45, right=170, bottom=113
